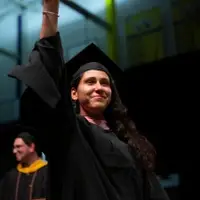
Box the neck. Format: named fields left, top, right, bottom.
left=21, top=154, right=39, bottom=167
left=84, top=116, right=110, bottom=130
left=80, top=107, right=104, bottom=120
left=82, top=114, right=105, bottom=121
left=80, top=113, right=110, bottom=131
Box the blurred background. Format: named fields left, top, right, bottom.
left=0, top=0, right=197, bottom=199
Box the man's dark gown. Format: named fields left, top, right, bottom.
left=8, top=33, right=170, bottom=200
left=0, top=160, right=48, bottom=200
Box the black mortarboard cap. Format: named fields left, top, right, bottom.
left=65, top=43, right=123, bottom=86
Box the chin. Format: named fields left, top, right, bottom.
left=91, top=104, right=107, bottom=112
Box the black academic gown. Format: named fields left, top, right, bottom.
left=0, top=164, right=48, bottom=200
left=8, top=33, right=170, bottom=200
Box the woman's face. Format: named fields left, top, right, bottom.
left=71, top=70, right=112, bottom=116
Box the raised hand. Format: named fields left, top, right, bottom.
left=40, top=0, right=60, bottom=38
left=42, top=0, right=60, bottom=4
left=43, top=0, right=60, bottom=12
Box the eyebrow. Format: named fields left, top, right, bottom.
left=85, top=76, right=110, bottom=81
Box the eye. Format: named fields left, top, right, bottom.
left=100, top=79, right=110, bottom=86
left=85, top=78, right=96, bottom=85
left=87, top=80, right=95, bottom=84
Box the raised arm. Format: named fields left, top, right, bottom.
left=8, top=0, right=63, bottom=109
left=40, top=0, right=59, bottom=39
left=7, top=0, right=76, bottom=149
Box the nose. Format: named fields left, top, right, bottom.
left=13, top=148, right=17, bottom=154
left=94, top=82, right=103, bottom=91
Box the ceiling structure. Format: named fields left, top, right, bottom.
left=0, top=0, right=112, bottom=60
left=0, top=0, right=128, bottom=53
left=0, top=0, right=109, bottom=28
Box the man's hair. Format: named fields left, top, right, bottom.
left=17, top=132, right=41, bottom=156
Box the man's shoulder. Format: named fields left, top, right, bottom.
left=6, top=168, right=18, bottom=177
left=37, top=163, right=48, bottom=173
left=1, top=168, right=17, bottom=184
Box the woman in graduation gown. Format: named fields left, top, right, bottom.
left=8, top=0, right=170, bottom=200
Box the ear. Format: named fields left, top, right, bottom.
left=29, top=143, right=35, bottom=153
left=71, top=87, right=78, bottom=101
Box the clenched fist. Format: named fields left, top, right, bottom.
left=40, top=0, right=60, bottom=38
left=43, top=0, right=60, bottom=3
left=43, top=0, right=60, bottom=12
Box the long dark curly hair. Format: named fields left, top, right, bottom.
left=104, top=79, right=156, bottom=171
left=72, top=74, right=156, bottom=172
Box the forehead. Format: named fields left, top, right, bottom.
left=14, top=138, right=25, bottom=146
left=81, top=70, right=109, bottom=79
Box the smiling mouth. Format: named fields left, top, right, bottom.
left=92, top=96, right=105, bottom=99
